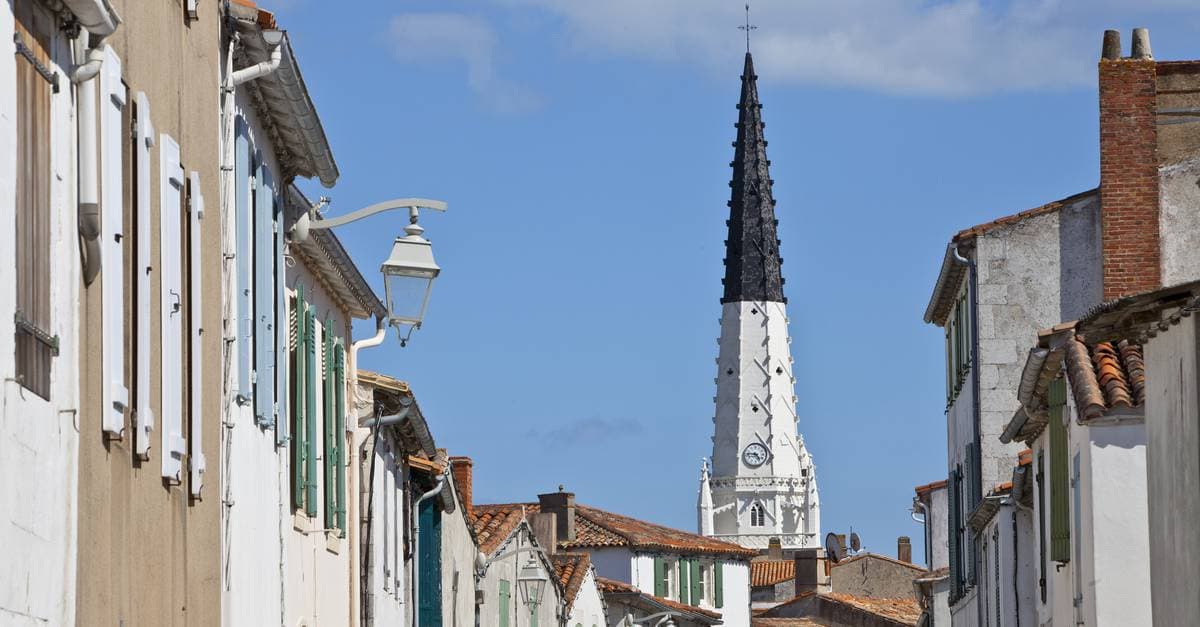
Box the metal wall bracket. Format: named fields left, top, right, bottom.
left=14, top=310, right=60, bottom=356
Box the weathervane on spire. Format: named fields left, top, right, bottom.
left=738, top=3, right=757, bottom=53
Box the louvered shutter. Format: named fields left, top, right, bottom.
left=254, top=163, right=276, bottom=426
left=653, top=557, right=665, bottom=597
left=188, top=172, right=206, bottom=497
left=948, top=468, right=960, bottom=600
left=498, top=580, right=510, bottom=627
left=963, top=443, right=977, bottom=585
left=335, top=341, right=347, bottom=535
left=305, top=307, right=318, bottom=517
left=275, top=192, right=288, bottom=445
left=292, top=288, right=306, bottom=511
left=234, top=120, right=253, bottom=404
left=99, top=44, right=128, bottom=437
left=159, top=134, right=186, bottom=481
left=133, top=92, right=155, bottom=458
left=324, top=321, right=335, bottom=526
left=689, top=559, right=701, bottom=605
left=1049, top=378, right=1070, bottom=562
left=714, top=561, right=723, bottom=608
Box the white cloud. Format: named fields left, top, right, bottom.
left=495, top=0, right=1194, bottom=97
left=388, top=13, right=542, bottom=113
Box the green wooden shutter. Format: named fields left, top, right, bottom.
left=1037, top=450, right=1047, bottom=602
left=498, top=580, right=510, bottom=627
left=334, top=341, right=346, bottom=536
left=530, top=603, right=538, bottom=627
left=304, top=305, right=318, bottom=518
left=1049, top=378, right=1070, bottom=563
left=323, top=321, right=335, bottom=527
left=689, top=559, right=701, bottom=605
left=653, top=557, right=665, bottom=597
left=678, top=559, right=686, bottom=601
left=418, top=495, right=443, bottom=627
left=714, top=562, right=723, bottom=608
left=963, top=444, right=977, bottom=586
left=948, top=468, right=960, bottom=600
left=291, top=289, right=306, bottom=512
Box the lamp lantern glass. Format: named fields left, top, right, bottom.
left=517, top=555, right=548, bottom=606
left=380, top=227, right=440, bottom=331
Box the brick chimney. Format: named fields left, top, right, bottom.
left=897, top=536, right=912, bottom=563
left=449, top=457, right=473, bottom=518
left=1099, top=28, right=1161, bottom=300
left=538, top=486, right=576, bottom=543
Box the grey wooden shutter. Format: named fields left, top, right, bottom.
left=1049, top=378, right=1070, bottom=562
left=275, top=192, right=288, bottom=445
left=234, top=119, right=253, bottom=404
left=253, top=163, right=276, bottom=426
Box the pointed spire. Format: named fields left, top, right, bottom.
left=722, top=52, right=785, bottom=304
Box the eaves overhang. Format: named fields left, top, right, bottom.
left=229, top=4, right=338, bottom=187
left=923, top=243, right=971, bottom=327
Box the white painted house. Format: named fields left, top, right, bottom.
left=1001, top=325, right=1152, bottom=627
left=219, top=3, right=388, bottom=624
left=551, top=552, right=608, bottom=627
left=469, top=503, right=565, bottom=627
left=516, top=491, right=755, bottom=627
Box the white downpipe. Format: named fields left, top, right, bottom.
left=231, top=41, right=281, bottom=86
left=348, top=318, right=385, bottom=627
left=413, top=475, right=445, bottom=627
left=73, top=37, right=106, bottom=283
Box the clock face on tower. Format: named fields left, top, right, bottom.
left=742, top=443, right=769, bottom=467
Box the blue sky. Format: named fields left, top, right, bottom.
left=268, top=0, right=1199, bottom=564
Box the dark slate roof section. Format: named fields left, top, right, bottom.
left=723, top=52, right=786, bottom=304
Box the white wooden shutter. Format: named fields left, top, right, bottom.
left=188, top=171, right=206, bottom=496
left=134, top=92, right=156, bottom=458
left=99, top=45, right=128, bottom=436
left=160, top=134, right=186, bottom=481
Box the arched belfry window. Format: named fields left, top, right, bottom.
left=749, top=502, right=766, bottom=527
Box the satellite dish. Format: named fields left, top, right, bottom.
left=824, top=532, right=842, bottom=563
left=850, top=532, right=861, bottom=553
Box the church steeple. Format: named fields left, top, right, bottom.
left=722, top=52, right=785, bottom=304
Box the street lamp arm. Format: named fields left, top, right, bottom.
left=482, top=545, right=547, bottom=571
left=308, top=198, right=448, bottom=231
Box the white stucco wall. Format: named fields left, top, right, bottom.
left=221, top=89, right=288, bottom=627
left=442, top=478, right=479, bottom=627
left=588, top=547, right=634, bottom=584
left=363, top=435, right=406, bottom=627
left=566, top=567, right=607, bottom=627
left=0, top=7, right=81, bottom=625
left=1159, top=157, right=1200, bottom=288
left=1084, top=423, right=1152, bottom=626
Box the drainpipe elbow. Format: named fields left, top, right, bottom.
left=231, top=40, right=282, bottom=86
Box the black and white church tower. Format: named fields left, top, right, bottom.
left=698, top=52, right=820, bottom=552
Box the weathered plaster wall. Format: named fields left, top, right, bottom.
left=1145, top=317, right=1200, bottom=626
left=830, top=555, right=921, bottom=600
left=442, top=476, right=479, bottom=627
left=925, top=485, right=948, bottom=570
left=74, top=1, right=223, bottom=625
left=0, top=5, right=80, bottom=624
left=478, top=526, right=560, bottom=627
left=567, top=567, right=607, bottom=627
left=1159, top=157, right=1200, bottom=288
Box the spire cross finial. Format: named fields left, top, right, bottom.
left=738, top=3, right=757, bottom=53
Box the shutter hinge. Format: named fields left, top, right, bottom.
left=13, top=33, right=59, bottom=93
left=14, top=311, right=59, bottom=356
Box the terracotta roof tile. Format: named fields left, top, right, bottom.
left=751, top=560, right=795, bottom=587
left=953, top=188, right=1098, bottom=242
left=1070, top=337, right=1146, bottom=420
left=569, top=504, right=757, bottom=558
left=821, top=593, right=921, bottom=626
left=752, top=619, right=826, bottom=627
left=914, top=479, right=947, bottom=496
left=470, top=504, right=526, bottom=556
left=551, top=553, right=591, bottom=615
left=1017, top=449, right=1032, bottom=466
left=595, top=577, right=722, bottom=621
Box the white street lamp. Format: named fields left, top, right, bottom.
left=292, top=197, right=447, bottom=345
left=517, top=554, right=549, bottom=607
